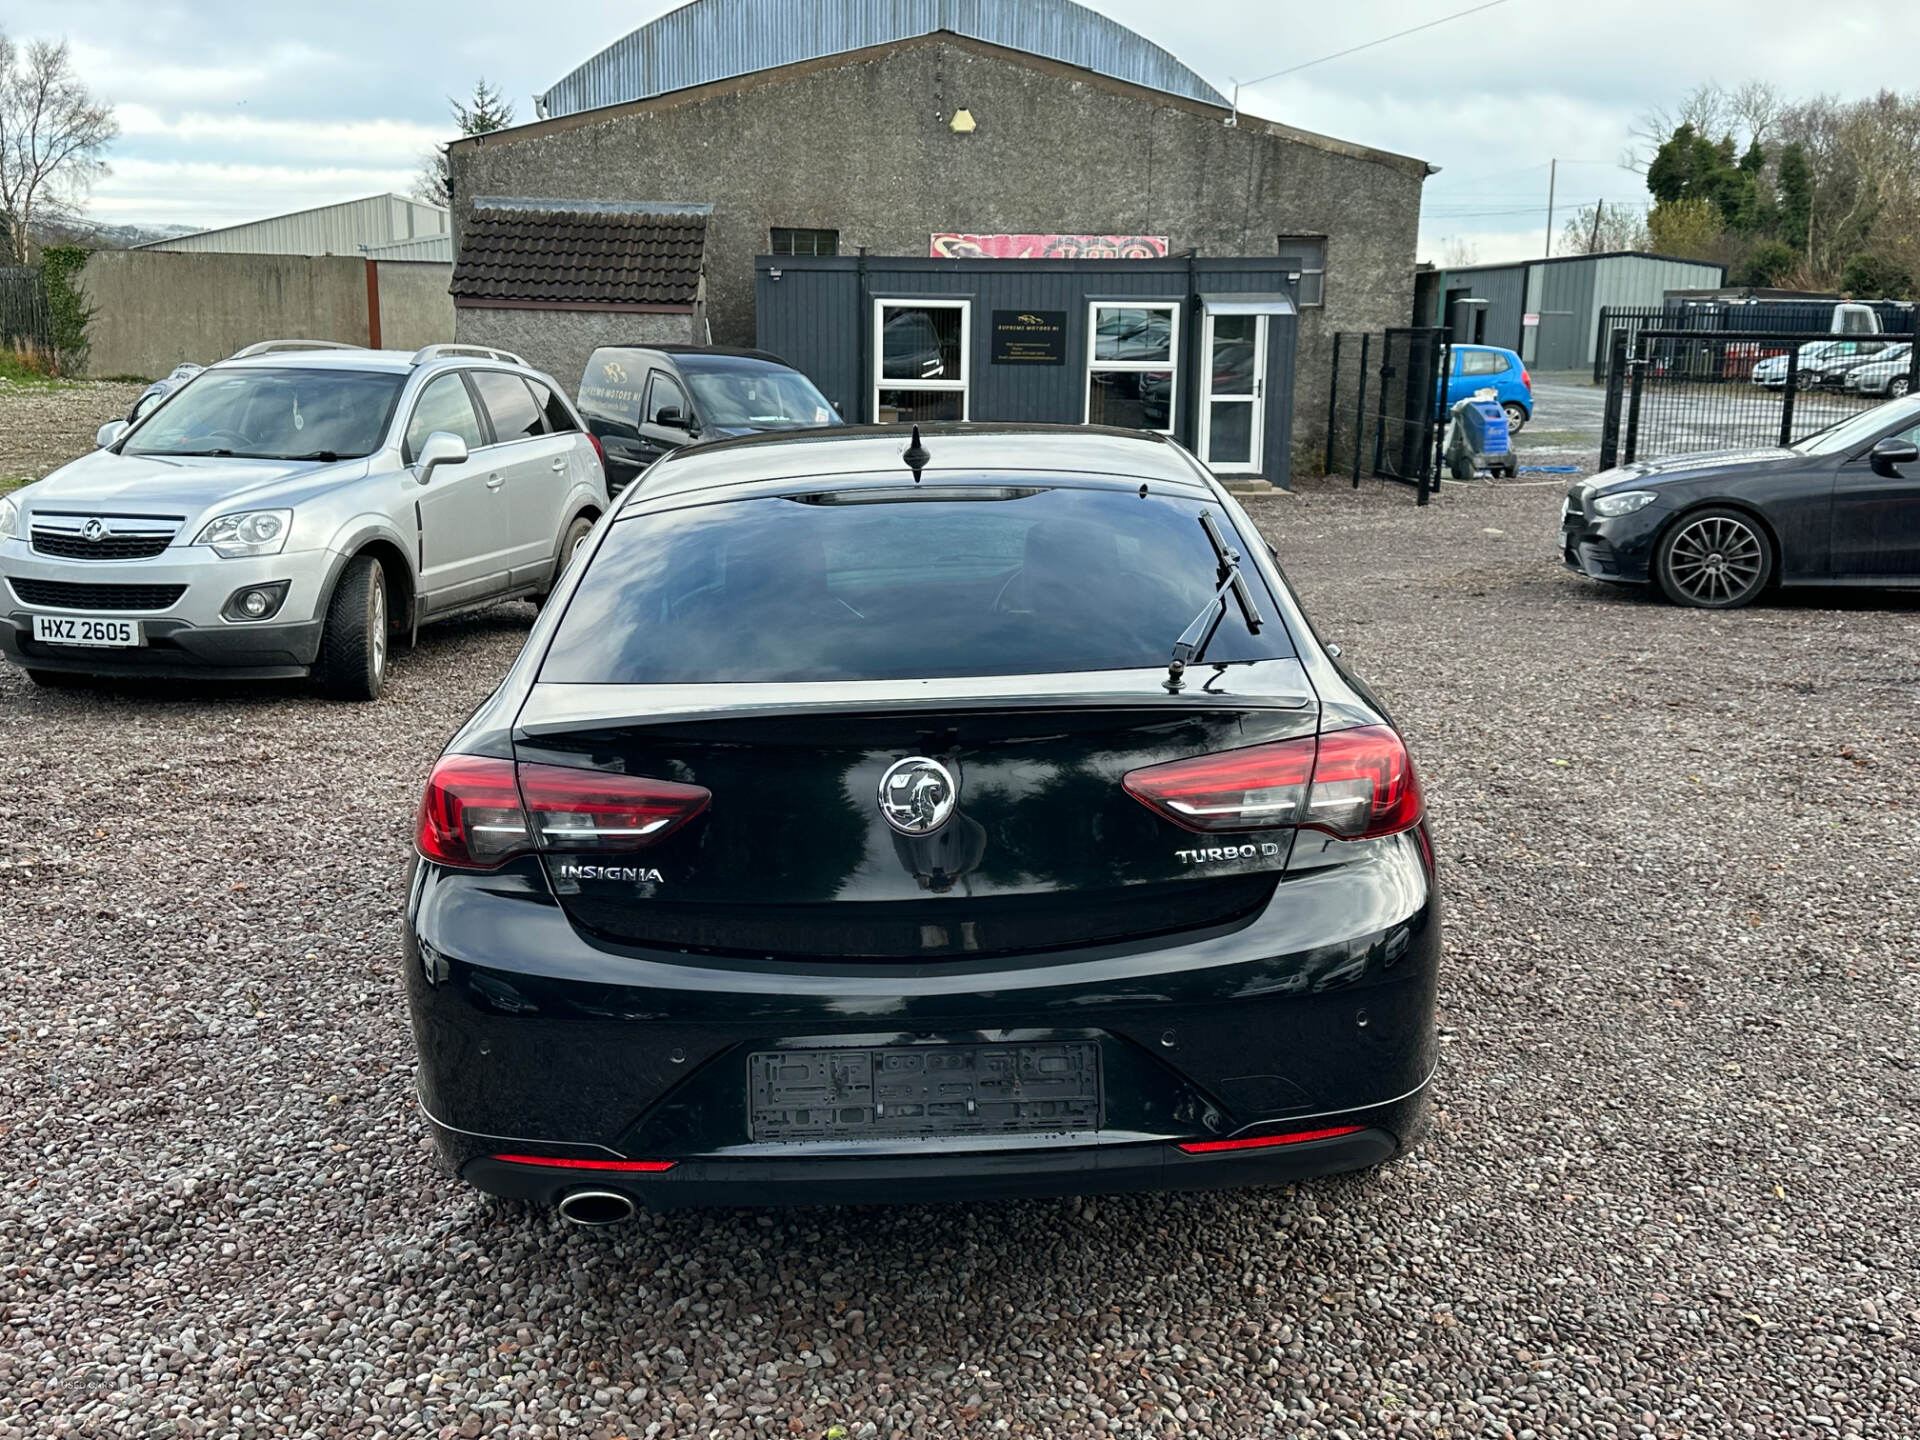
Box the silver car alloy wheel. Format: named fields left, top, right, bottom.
left=1667, top=515, right=1763, bottom=605
left=371, top=578, right=388, bottom=680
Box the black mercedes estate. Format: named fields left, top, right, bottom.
left=404, top=424, right=1439, bottom=1219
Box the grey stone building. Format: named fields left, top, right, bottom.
left=447, top=0, right=1430, bottom=469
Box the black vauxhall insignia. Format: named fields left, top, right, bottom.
left=404, top=424, right=1438, bottom=1220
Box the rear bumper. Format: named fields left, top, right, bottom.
left=458, top=1114, right=1417, bottom=1211
left=403, top=832, right=1441, bottom=1207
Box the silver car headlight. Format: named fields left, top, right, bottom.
left=1591, top=490, right=1658, bottom=518
left=194, top=509, right=293, bottom=558
left=0, top=495, right=18, bottom=541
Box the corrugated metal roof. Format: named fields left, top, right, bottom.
left=361, top=233, right=454, bottom=262
left=537, top=0, right=1228, bottom=117
left=139, top=194, right=449, bottom=258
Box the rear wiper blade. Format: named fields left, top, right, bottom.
left=1165, top=510, right=1263, bottom=693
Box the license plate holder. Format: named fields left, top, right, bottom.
left=30, top=614, right=144, bottom=648
left=749, top=1041, right=1101, bottom=1142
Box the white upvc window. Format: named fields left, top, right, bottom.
left=873, top=298, right=970, bottom=423
left=1085, top=302, right=1180, bottom=434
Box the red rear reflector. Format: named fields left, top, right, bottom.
left=414, top=756, right=710, bottom=870
left=1122, top=726, right=1422, bottom=840
left=1177, top=1125, right=1364, bottom=1154
left=494, top=1153, right=676, bottom=1172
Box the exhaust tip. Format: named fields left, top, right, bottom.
left=557, top=1188, right=636, bottom=1226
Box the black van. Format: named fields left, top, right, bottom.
left=575, top=345, right=843, bottom=493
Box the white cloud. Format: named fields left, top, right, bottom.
left=113, top=104, right=447, bottom=164
left=15, top=0, right=1920, bottom=245
left=86, top=160, right=419, bottom=226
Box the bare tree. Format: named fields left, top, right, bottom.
left=0, top=31, right=117, bottom=262
left=1727, top=80, right=1784, bottom=150
left=1439, top=236, right=1479, bottom=268
left=1558, top=201, right=1651, bottom=255
left=1625, top=81, right=1733, bottom=172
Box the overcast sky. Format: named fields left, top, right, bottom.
left=8, top=0, right=1919, bottom=263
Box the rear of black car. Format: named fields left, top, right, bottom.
left=403, top=452, right=1438, bottom=1212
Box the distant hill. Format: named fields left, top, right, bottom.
left=31, top=218, right=201, bottom=251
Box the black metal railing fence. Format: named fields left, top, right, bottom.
left=1324, top=326, right=1449, bottom=504
left=1598, top=326, right=1919, bottom=468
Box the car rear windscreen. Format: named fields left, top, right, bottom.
left=541, top=484, right=1294, bottom=683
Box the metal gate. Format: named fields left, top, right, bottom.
left=1324, top=326, right=1449, bottom=504
left=0, top=266, right=51, bottom=351
left=1598, top=326, right=1920, bottom=469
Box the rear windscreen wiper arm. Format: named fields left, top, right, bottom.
left=1165, top=510, right=1263, bottom=693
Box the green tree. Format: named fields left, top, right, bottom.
left=413, top=78, right=517, bottom=207
left=1774, top=142, right=1813, bottom=256
left=1838, top=252, right=1912, bottom=299
left=1732, top=240, right=1801, bottom=287
left=1646, top=124, right=1723, bottom=206
left=1648, top=196, right=1723, bottom=259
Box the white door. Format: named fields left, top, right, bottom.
left=1197, top=313, right=1267, bottom=475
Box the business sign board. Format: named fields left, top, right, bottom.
left=932, top=234, right=1169, bottom=259
left=990, top=310, right=1069, bottom=364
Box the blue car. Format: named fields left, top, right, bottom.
left=1442, top=344, right=1532, bottom=432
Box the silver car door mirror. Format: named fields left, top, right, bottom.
left=96, top=419, right=129, bottom=449
left=414, top=430, right=469, bottom=485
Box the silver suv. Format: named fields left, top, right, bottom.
left=0, top=343, right=608, bottom=700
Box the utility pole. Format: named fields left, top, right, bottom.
left=1589, top=198, right=1603, bottom=252
left=1543, top=157, right=1557, bottom=258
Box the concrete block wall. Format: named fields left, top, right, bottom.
left=78, top=251, right=453, bottom=378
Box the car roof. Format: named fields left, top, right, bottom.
left=617, top=423, right=1217, bottom=510
left=215, top=348, right=419, bottom=373
left=591, top=344, right=787, bottom=366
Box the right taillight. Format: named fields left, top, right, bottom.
left=1123, top=725, right=1422, bottom=841
left=414, top=755, right=711, bottom=871
left=1305, top=726, right=1423, bottom=839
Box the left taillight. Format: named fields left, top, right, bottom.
left=416, top=755, right=531, bottom=869
left=1122, top=725, right=1423, bottom=841
left=414, top=756, right=711, bottom=871
left=586, top=433, right=608, bottom=474
left=1521, top=366, right=1533, bottom=393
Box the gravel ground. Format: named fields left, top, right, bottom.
left=3, top=406, right=1917, bottom=1438
left=0, top=379, right=145, bottom=487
